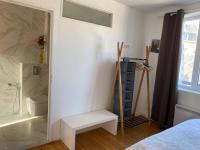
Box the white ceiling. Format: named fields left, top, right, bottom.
left=114, top=0, right=200, bottom=11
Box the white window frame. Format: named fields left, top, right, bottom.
left=179, top=15, right=200, bottom=92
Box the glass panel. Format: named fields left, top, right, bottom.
left=199, top=68, right=200, bottom=85
left=179, top=19, right=200, bottom=86
left=63, top=0, right=113, bottom=27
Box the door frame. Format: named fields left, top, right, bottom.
left=0, top=0, right=54, bottom=143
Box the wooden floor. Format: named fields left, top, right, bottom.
left=29, top=122, right=161, bottom=150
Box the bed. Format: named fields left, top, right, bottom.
left=126, top=119, right=200, bottom=150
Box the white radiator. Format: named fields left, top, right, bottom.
left=174, top=104, right=200, bottom=125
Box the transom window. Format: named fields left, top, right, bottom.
left=178, top=15, right=200, bottom=92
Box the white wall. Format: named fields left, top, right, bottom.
left=137, top=3, right=200, bottom=117
left=1, top=0, right=146, bottom=140
left=178, top=90, right=200, bottom=110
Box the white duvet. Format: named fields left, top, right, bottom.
left=126, top=119, right=200, bottom=150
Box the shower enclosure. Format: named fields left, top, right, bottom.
left=0, top=1, right=50, bottom=127
left=0, top=1, right=51, bottom=149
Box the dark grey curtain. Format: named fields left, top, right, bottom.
left=151, top=9, right=184, bottom=129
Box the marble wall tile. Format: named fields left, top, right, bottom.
left=22, top=64, right=49, bottom=113
left=0, top=1, right=48, bottom=117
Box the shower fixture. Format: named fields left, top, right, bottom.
left=8, top=83, right=20, bottom=88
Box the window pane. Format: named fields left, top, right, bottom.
left=179, top=19, right=200, bottom=86
left=62, top=0, right=113, bottom=27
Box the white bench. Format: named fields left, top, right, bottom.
left=60, top=110, right=118, bottom=150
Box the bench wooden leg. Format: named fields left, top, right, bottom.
left=61, top=121, right=76, bottom=150
left=102, top=119, right=118, bottom=135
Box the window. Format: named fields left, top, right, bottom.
left=178, top=15, right=200, bottom=92
left=62, top=0, right=113, bottom=27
